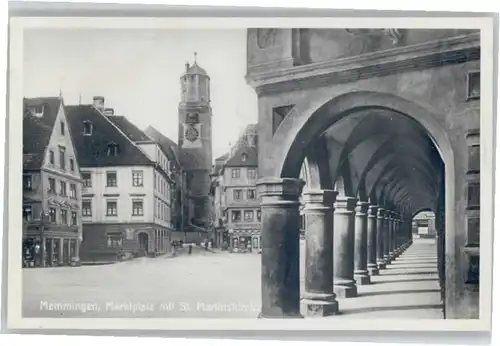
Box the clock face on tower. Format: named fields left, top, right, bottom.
left=185, top=124, right=200, bottom=142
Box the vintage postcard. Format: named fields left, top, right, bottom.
left=3, top=10, right=497, bottom=335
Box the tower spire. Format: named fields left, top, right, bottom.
left=194, top=52, right=197, bottom=64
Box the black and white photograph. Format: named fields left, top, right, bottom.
left=3, top=13, right=496, bottom=334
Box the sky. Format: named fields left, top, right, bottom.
left=23, top=28, right=258, bottom=159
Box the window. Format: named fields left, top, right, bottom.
left=247, top=168, right=257, bottom=179
left=106, top=172, right=117, bottom=187
left=187, top=113, right=199, bottom=123
left=69, top=158, right=75, bottom=172
left=49, top=207, right=56, bottom=223
left=132, top=170, right=143, bottom=187
left=132, top=200, right=144, bottom=216
left=467, top=71, right=480, bottom=100
left=82, top=200, right=92, bottom=216
left=60, top=209, right=68, bottom=225
left=49, top=150, right=55, bottom=165
left=153, top=172, right=156, bottom=189
left=106, top=232, right=122, bottom=248
left=60, top=181, right=67, bottom=196
left=48, top=178, right=56, bottom=194
left=82, top=172, right=91, bottom=187
left=22, top=205, right=32, bottom=221
left=83, top=121, right=93, bottom=135
left=231, top=210, right=241, bottom=222
left=241, top=153, right=247, bottom=162
left=59, top=147, right=66, bottom=170
left=71, top=211, right=78, bottom=226
left=247, top=189, right=256, bottom=200
left=107, top=143, right=119, bottom=156
left=244, top=210, right=254, bottom=221
left=231, top=168, right=240, bottom=178
left=257, top=210, right=261, bottom=222
left=23, top=175, right=32, bottom=191
left=29, top=105, right=44, bottom=117
left=60, top=121, right=65, bottom=135
left=233, top=189, right=243, bottom=200
left=106, top=201, right=118, bottom=216
left=70, top=183, right=77, bottom=199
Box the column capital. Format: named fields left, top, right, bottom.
left=368, top=205, right=379, bottom=217
left=302, top=189, right=338, bottom=208
left=355, top=201, right=369, bottom=215
left=377, top=208, right=386, bottom=218
left=334, top=196, right=357, bottom=213
left=257, top=177, right=304, bottom=206
left=385, top=210, right=394, bottom=220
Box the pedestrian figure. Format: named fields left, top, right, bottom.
left=188, top=244, right=193, bottom=255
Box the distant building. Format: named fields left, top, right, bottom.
left=22, top=96, right=83, bottom=267
left=144, top=126, right=197, bottom=243
left=65, top=97, right=175, bottom=262
left=211, top=124, right=260, bottom=252
left=412, top=211, right=437, bottom=239
left=177, top=56, right=214, bottom=240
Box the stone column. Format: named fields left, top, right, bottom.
left=257, top=177, right=304, bottom=318
left=354, top=201, right=370, bottom=285
left=383, top=211, right=392, bottom=265
left=376, top=208, right=386, bottom=270
left=67, top=239, right=71, bottom=262
left=333, top=196, right=358, bottom=298
left=58, top=238, right=64, bottom=265
left=393, top=216, right=400, bottom=257
left=388, top=213, right=396, bottom=260
left=367, top=205, right=379, bottom=276
left=302, top=189, right=339, bottom=316
left=74, top=239, right=80, bottom=263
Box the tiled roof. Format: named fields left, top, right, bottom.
left=65, top=105, right=154, bottom=167
left=224, top=146, right=258, bottom=167
left=144, top=126, right=179, bottom=165
left=106, top=115, right=152, bottom=143
left=23, top=97, right=62, bottom=170
left=211, top=152, right=229, bottom=176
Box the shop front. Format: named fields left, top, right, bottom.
left=229, top=228, right=261, bottom=253
left=23, top=232, right=80, bottom=267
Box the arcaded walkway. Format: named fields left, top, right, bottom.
left=320, top=238, right=443, bottom=318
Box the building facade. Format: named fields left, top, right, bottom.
left=66, top=97, right=175, bottom=262
left=23, top=96, right=83, bottom=267
left=212, top=125, right=261, bottom=252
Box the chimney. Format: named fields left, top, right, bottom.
left=185, top=62, right=190, bottom=72
left=93, top=96, right=105, bottom=111
left=103, top=108, right=114, bottom=116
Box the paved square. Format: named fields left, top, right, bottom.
left=22, top=239, right=443, bottom=319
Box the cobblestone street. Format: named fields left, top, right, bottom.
left=23, top=238, right=442, bottom=319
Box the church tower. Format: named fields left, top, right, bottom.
left=178, top=54, right=213, bottom=230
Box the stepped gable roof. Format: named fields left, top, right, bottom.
left=144, top=126, right=180, bottom=164
left=23, top=97, right=62, bottom=170
left=65, top=105, right=153, bottom=167
left=224, top=145, right=258, bottom=168
left=106, top=115, right=152, bottom=143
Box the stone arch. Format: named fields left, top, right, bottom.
left=302, top=136, right=334, bottom=189
left=267, top=90, right=456, bottom=316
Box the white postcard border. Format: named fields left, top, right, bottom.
left=6, top=15, right=496, bottom=332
